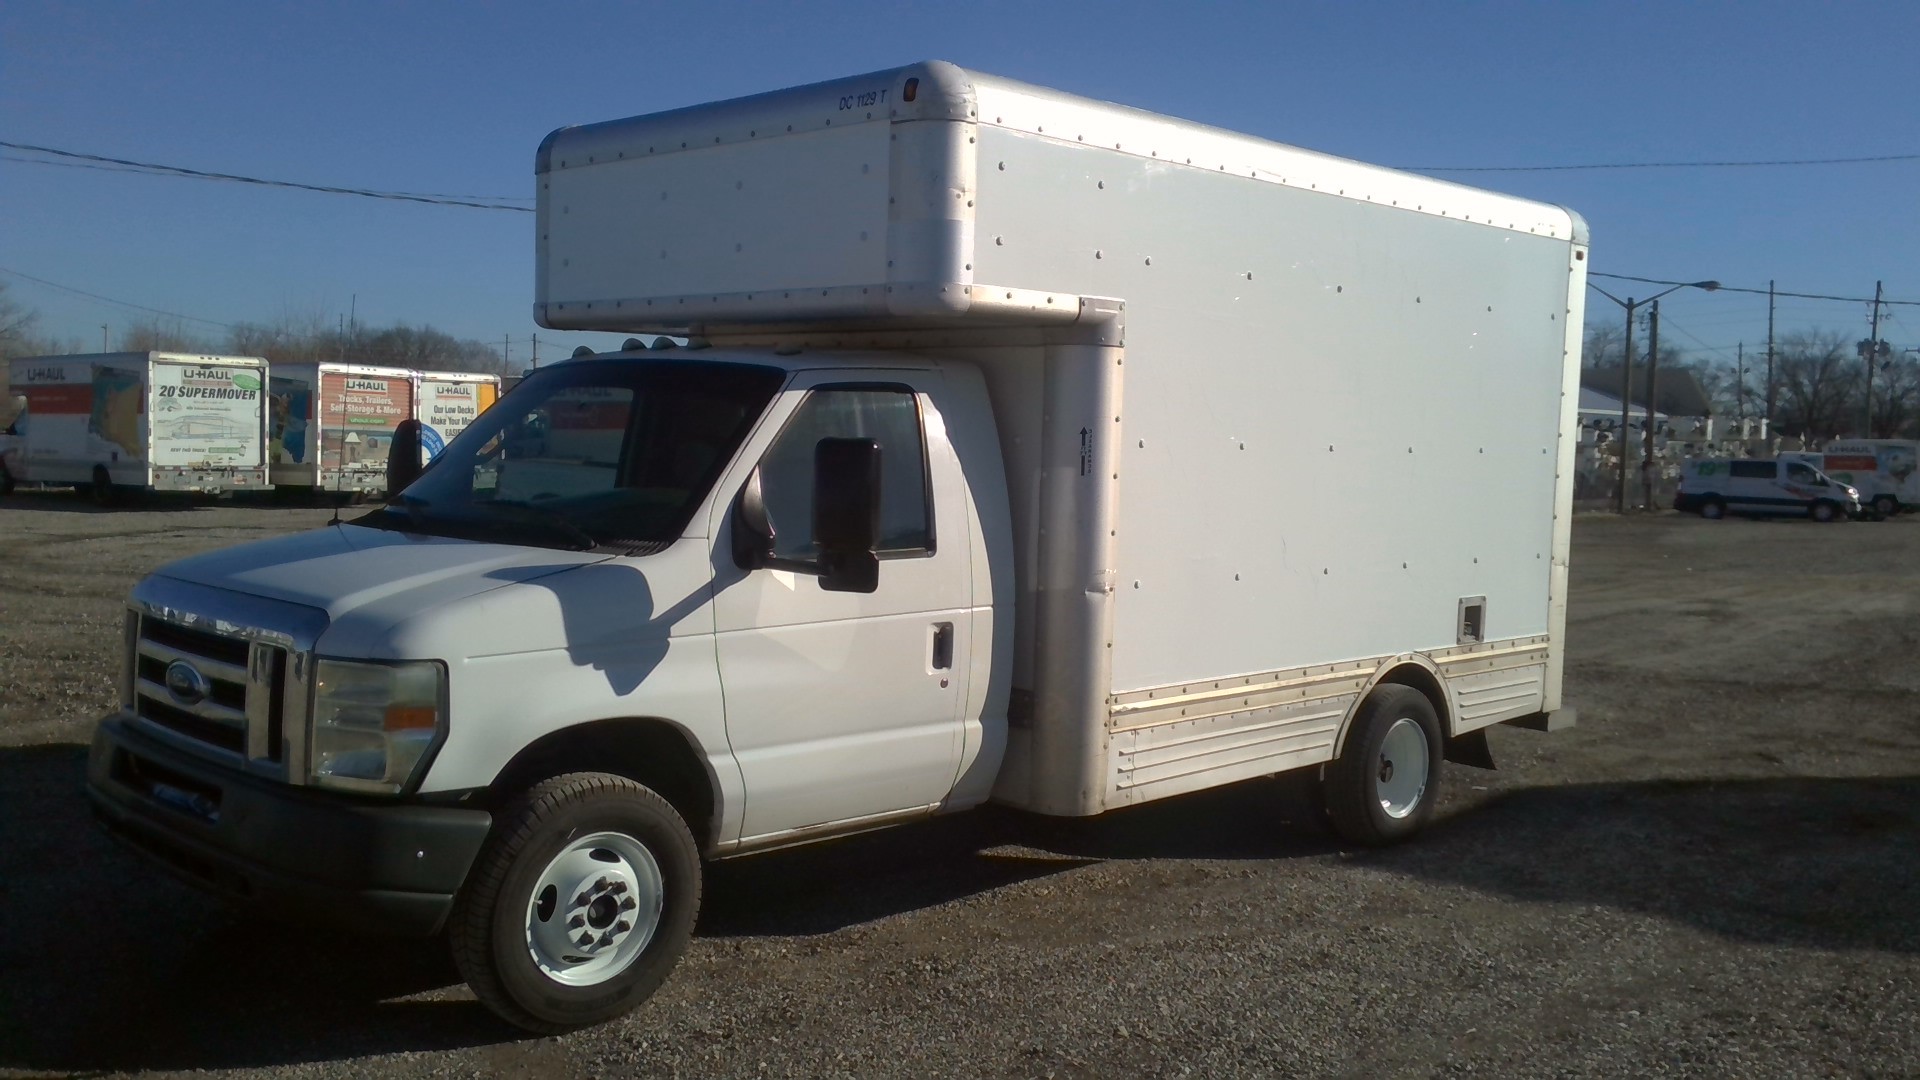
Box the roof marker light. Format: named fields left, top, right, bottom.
left=903, top=78, right=919, bottom=103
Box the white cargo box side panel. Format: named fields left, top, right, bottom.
left=969, top=119, right=1577, bottom=695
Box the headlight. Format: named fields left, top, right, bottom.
left=309, top=659, right=446, bottom=794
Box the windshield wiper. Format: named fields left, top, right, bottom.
left=481, top=501, right=600, bottom=551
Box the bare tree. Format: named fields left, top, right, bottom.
left=1868, top=353, right=1920, bottom=438
left=1773, top=330, right=1859, bottom=441
left=121, top=318, right=217, bottom=354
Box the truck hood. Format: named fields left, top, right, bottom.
left=153, top=523, right=611, bottom=624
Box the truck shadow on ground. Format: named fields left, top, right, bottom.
left=0, top=744, right=506, bottom=1074
left=3, top=739, right=1916, bottom=1072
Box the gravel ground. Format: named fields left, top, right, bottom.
left=1, top=492, right=1916, bottom=1079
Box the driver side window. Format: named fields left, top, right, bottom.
left=758, top=386, right=932, bottom=561
left=1786, top=463, right=1819, bottom=484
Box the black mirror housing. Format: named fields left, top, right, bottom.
left=813, top=437, right=881, bottom=593
left=731, top=467, right=775, bottom=570
left=386, top=419, right=425, bottom=496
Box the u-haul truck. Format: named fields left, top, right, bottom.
left=413, top=370, right=501, bottom=465
left=267, top=362, right=416, bottom=496
left=85, top=63, right=1585, bottom=1032
left=8, top=352, right=270, bottom=502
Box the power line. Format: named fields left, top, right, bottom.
left=1404, top=152, right=1920, bottom=173
left=1591, top=272, right=1920, bottom=307
left=0, top=266, right=237, bottom=328
left=0, top=141, right=535, bottom=211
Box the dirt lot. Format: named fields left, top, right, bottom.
left=1, top=493, right=1916, bottom=1078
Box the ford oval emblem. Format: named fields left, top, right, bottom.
left=164, top=660, right=210, bottom=706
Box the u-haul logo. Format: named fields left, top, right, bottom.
left=434, top=384, right=475, bottom=396
left=183, top=367, right=238, bottom=385
left=19, top=366, right=70, bottom=383
left=346, top=378, right=389, bottom=392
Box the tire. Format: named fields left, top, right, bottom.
left=0, top=462, right=13, bottom=497
left=1323, top=685, right=1445, bottom=847
left=1873, top=496, right=1898, bottom=518
left=1699, top=498, right=1726, bottom=520
left=1810, top=501, right=1838, bottom=523
left=450, top=773, right=701, bottom=1034
left=89, top=466, right=116, bottom=508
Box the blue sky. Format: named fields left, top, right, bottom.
left=3, top=1, right=1916, bottom=367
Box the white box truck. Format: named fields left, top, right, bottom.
left=8, top=352, right=270, bottom=502
left=1817, top=440, right=1920, bottom=515
left=413, top=369, right=501, bottom=464
left=85, top=63, right=1585, bottom=1032
left=267, top=362, right=416, bottom=496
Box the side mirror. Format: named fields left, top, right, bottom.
left=386, top=419, right=425, bottom=496
left=731, top=467, right=775, bottom=570
left=813, top=437, right=881, bottom=594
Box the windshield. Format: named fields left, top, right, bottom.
left=357, top=358, right=784, bottom=553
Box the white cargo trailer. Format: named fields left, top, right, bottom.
left=8, top=352, right=270, bottom=501
left=86, top=63, right=1584, bottom=1033
left=267, top=362, right=416, bottom=496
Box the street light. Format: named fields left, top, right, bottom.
left=1588, top=279, right=1721, bottom=512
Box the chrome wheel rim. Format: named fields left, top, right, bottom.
left=1376, top=718, right=1430, bottom=819
left=524, top=831, right=665, bottom=987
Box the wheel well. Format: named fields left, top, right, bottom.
left=488, top=718, right=717, bottom=848
left=1373, top=663, right=1453, bottom=738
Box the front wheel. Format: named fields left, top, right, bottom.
left=1873, top=496, right=1898, bottom=518
left=0, top=462, right=13, bottom=497
left=1323, top=686, right=1445, bottom=846
left=1810, top=500, right=1839, bottom=523
left=450, top=773, right=702, bottom=1034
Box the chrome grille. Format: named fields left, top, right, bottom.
left=132, top=613, right=289, bottom=768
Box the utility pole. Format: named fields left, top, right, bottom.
left=1642, top=299, right=1661, bottom=511
left=531, top=334, right=540, bottom=368
left=338, top=315, right=346, bottom=363
left=503, top=333, right=511, bottom=369
left=1617, top=297, right=1637, bottom=514
left=1862, top=280, right=1885, bottom=437
left=1736, top=341, right=1748, bottom=426
left=1765, top=280, right=1776, bottom=429
left=100, top=324, right=109, bottom=351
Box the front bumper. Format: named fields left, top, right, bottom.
left=87, top=715, right=492, bottom=936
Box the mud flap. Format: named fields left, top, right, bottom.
left=1444, top=729, right=1496, bottom=771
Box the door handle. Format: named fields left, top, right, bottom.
left=930, top=622, right=954, bottom=671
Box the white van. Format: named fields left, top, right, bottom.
left=1676, top=457, right=1860, bottom=521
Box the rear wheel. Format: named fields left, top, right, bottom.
left=0, top=461, right=13, bottom=497
left=450, top=773, right=701, bottom=1034
left=1873, top=495, right=1898, bottom=518
left=88, top=466, right=116, bottom=507
left=1700, top=497, right=1726, bottom=520
left=1323, top=686, right=1444, bottom=846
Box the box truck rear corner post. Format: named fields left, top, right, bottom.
left=83, top=62, right=1585, bottom=1032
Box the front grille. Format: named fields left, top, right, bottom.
left=131, top=613, right=289, bottom=769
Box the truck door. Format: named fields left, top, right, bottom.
left=711, top=372, right=972, bottom=840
